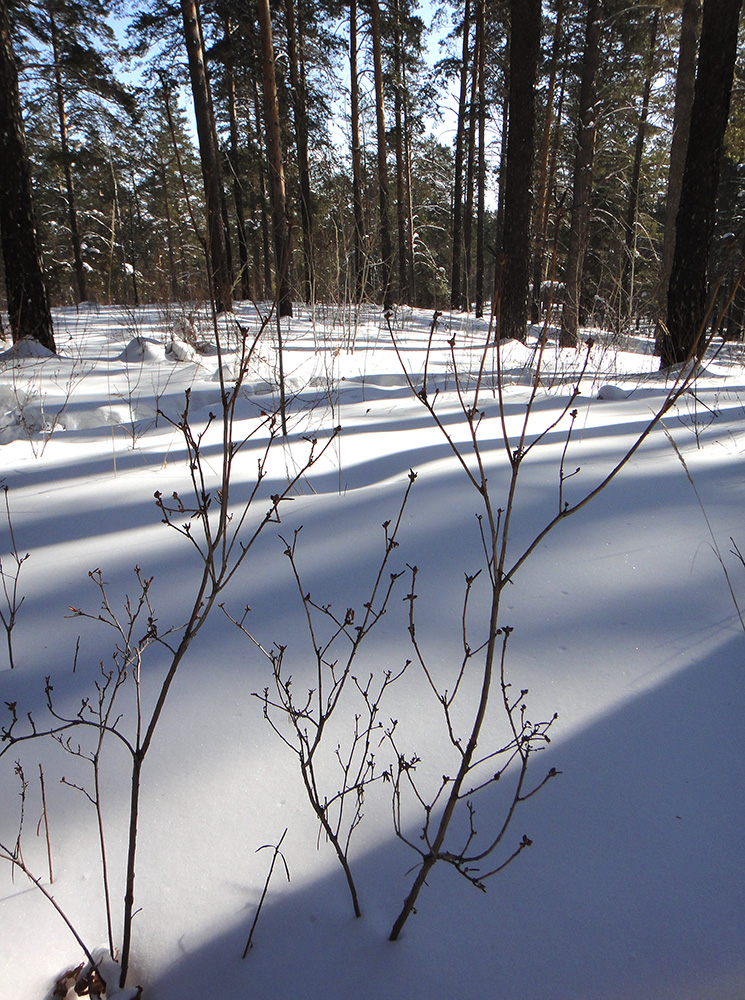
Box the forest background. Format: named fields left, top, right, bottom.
left=1, top=0, right=743, bottom=357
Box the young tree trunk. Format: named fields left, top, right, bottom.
left=349, top=0, right=365, bottom=301
left=250, top=79, right=274, bottom=300
left=285, top=0, right=314, bottom=304
left=223, top=20, right=251, bottom=300
left=499, top=0, right=541, bottom=342
left=621, top=7, right=659, bottom=328
left=402, top=61, right=416, bottom=303
left=494, top=86, right=508, bottom=254
left=179, top=0, right=233, bottom=313
left=158, top=156, right=180, bottom=301
left=49, top=7, right=87, bottom=304
left=661, top=0, right=743, bottom=368
left=126, top=177, right=141, bottom=306
left=451, top=0, right=471, bottom=310
left=655, top=0, right=701, bottom=345
left=257, top=0, right=293, bottom=317
left=370, top=0, right=394, bottom=310
left=0, top=0, right=55, bottom=351
left=560, top=0, right=602, bottom=348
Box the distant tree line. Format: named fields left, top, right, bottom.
left=0, top=0, right=743, bottom=365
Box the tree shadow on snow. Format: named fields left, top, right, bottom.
left=140, top=635, right=745, bottom=1000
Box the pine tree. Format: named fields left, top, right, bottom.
left=0, top=0, right=55, bottom=350
left=499, top=0, right=541, bottom=341
left=560, top=0, right=603, bottom=348
left=661, top=0, right=743, bottom=366
left=179, top=0, right=234, bottom=313
left=257, top=0, right=293, bottom=316
left=655, top=0, right=701, bottom=339
left=14, top=0, right=133, bottom=304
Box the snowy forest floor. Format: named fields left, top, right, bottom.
left=0, top=302, right=743, bottom=1000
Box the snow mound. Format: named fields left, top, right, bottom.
left=209, top=364, right=235, bottom=383
left=597, top=383, right=629, bottom=400
left=118, top=337, right=166, bottom=363
left=166, top=338, right=199, bottom=363
left=0, top=337, right=56, bottom=361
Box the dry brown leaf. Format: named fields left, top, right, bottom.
left=53, top=963, right=84, bottom=998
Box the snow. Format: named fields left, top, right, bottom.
left=0, top=303, right=743, bottom=1000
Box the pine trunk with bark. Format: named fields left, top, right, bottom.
left=158, top=155, right=180, bottom=301
left=249, top=79, right=274, bottom=300
left=531, top=0, right=565, bottom=320
left=257, top=0, right=293, bottom=317
left=370, top=0, right=393, bottom=310
left=49, top=6, right=88, bottom=304
left=655, top=0, right=701, bottom=345
left=285, top=0, right=314, bottom=304
left=392, top=0, right=410, bottom=303
left=560, top=0, right=602, bottom=348
left=462, top=0, right=481, bottom=312
left=223, top=20, right=251, bottom=300
left=621, top=7, right=659, bottom=328
left=661, top=0, right=743, bottom=367
left=350, top=0, right=365, bottom=300
left=451, top=0, right=471, bottom=311
left=0, top=0, right=55, bottom=351
left=179, top=0, right=233, bottom=314
left=402, top=58, right=416, bottom=302
left=499, top=0, right=541, bottom=342
left=475, top=0, right=487, bottom=318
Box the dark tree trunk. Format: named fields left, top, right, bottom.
left=49, top=7, right=87, bottom=304
left=661, top=0, right=743, bottom=368
left=475, top=0, right=487, bottom=318
left=370, top=0, right=393, bottom=310
left=462, top=0, right=481, bottom=312
left=655, top=0, right=701, bottom=345
left=499, top=0, right=541, bottom=342
left=531, top=0, right=565, bottom=320
left=725, top=234, right=745, bottom=339
left=285, top=0, right=314, bottom=304
left=350, top=0, right=365, bottom=301
left=179, top=0, right=233, bottom=313
left=0, top=0, right=55, bottom=351
left=257, top=0, right=293, bottom=317
left=392, top=0, right=409, bottom=303
left=560, top=0, right=602, bottom=348
left=621, top=7, right=659, bottom=328
left=451, top=0, right=471, bottom=311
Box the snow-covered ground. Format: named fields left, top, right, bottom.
left=1, top=302, right=743, bottom=1000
